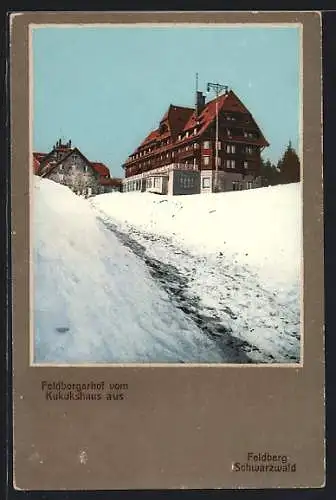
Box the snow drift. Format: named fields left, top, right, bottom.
left=91, top=184, right=302, bottom=288
left=33, top=176, right=223, bottom=364
left=90, top=184, right=302, bottom=363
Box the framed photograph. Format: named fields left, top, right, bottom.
left=10, top=10, right=324, bottom=490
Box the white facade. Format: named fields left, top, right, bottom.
left=122, top=164, right=261, bottom=196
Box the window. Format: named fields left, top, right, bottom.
left=246, top=146, right=253, bottom=154
left=202, top=177, right=211, bottom=188
left=185, top=131, right=189, bottom=138
left=247, top=181, right=253, bottom=189
left=216, top=157, right=221, bottom=166
left=194, top=127, right=198, bottom=135
left=72, top=154, right=78, bottom=161
left=216, top=141, right=221, bottom=150
left=154, top=177, right=160, bottom=188
left=59, top=164, right=63, bottom=170
left=244, top=131, right=257, bottom=139
left=232, top=181, right=240, bottom=191
left=59, top=173, right=64, bottom=181
left=226, top=144, right=236, bottom=154
left=179, top=175, right=192, bottom=189
left=226, top=159, right=236, bottom=169
left=178, top=134, right=182, bottom=141
left=193, top=143, right=199, bottom=149
left=88, top=187, right=92, bottom=197
left=203, top=140, right=210, bottom=148
left=84, top=165, right=88, bottom=173
left=244, top=161, right=249, bottom=169
left=203, top=156, right=210, bottom=166
left=227, top=129, right=232, bottom=138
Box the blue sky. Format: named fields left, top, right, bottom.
left=32, top=25, right=300, bottom=177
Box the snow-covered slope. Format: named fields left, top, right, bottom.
left=90, top=185, right=302, bottom=363
left=33, top=177, right=223, bottom=364
left=91, top=184, right=302, bottom=288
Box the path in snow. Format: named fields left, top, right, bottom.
left=93, top=208, right=301, bottom=364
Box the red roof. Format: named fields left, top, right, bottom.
left=91, top=162, right=110, bottom=176
left=33, top=152, right=47, bottom=162
left=167, top=105, right=194, bottom=135
left=125, top=90, right=268, bottom=164
left=33, top=156, right=40, bottom=174
left=32, top=148, right=113, bottom=178
left=136, top=105, right=193, bottom=153
left=140, top=130, right=160, bottom=147
left=33, top=152, right=47, bottom=174
left=183, top=91, right=250, bottom=133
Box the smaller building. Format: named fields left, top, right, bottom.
left=33, top=139, right=122, bottom=197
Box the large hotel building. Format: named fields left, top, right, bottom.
left=122, top=86, right=269, bottom=195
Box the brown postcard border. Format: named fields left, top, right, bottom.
left=11, top=11, right=324, bottom=490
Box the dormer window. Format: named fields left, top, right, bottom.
left=194, top=127, right=198, bottom=135
left=160, top=123, right=168, bottom=134
left=178, top=134, right=182, bottom=141
left=185, top=131, right=189, bottom=138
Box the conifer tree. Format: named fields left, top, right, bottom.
left=277, top=141, right=301, bottom=184
left=260, top=157, right=280, bottom=186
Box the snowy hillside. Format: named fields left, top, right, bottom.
left=33, top=178, right=301, bottom=364
left=33, top=177, right=224, bottom=364
left=91, top=184, right=302, bottom=363
left=91, top=184, right=302, bottom=288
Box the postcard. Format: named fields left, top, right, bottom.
left=10, top=11, right=324, bottom=490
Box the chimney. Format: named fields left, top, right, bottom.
left=196, top=91, right=206, bottom=116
